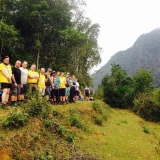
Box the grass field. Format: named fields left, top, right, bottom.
left=0, top=100, right=159, bottom=160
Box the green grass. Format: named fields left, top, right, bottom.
left=0, top=101, right=160, bottom=159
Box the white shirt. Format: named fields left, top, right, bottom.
left=75, top=82, right=79, bottom=91
left=20, top=67, right=28, bottom=84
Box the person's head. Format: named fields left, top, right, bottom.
left=52, top=71, right=56, bottom=76
left=22, top=61, right=28, bottom=69
left=2, top=55, right=9, bottom=65
left=47, top=68, right=52, bottom=74
left=56, top=71, right=60, bottom=76
left=66, top=72, right=70, bottom=78
left=60, top=72, right=64, bottom=77
left=72, top=75, right=76, bottom=81
left=15, top=60, right=21, bottom=68
left=40, top=68, right=45, bottom=74
left=30, top=64, right=36, bottom=71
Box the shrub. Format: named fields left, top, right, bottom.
left=101, top=64, right=134, bottom=109
left=142, top=125, right=150, bottom=134
left=93, top=116, right=103, bottom=126
left=52, top=110, right=60, bottom=117
left=25, top=94, right=51, bottom=117
left=44, top=118, right=53, bottom=128
left=38, top=154, right=53, bottom=160
left=133, top=92, right=160, bottom=122
left=70, top=116, right=87, bottom=131
left=58, top=125, right=66, bottom=135
left=66, top=132, right=75, bottom=143
left=2, top=109, right=28, bottom=129
left=92, top=102, right=103, bottom=115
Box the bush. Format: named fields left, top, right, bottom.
left=101, top=64, right=134, bottom=109
left=92, top=102, right=103, bottom=115
left=44, top=118, right=53, bottom=128
left=93, top=116, right=103, bottom=126
left=70, top=116, right=87, bottom=131
left=66, top=132, right=75, bottom=143
left=58, top=125, right=66, bottom=135
left=133, top=91, right=160, bottom=122
left=142, top=125, right=150, bottom=134
left=2, top=109, right=28, bottom=129
left=25, top=94, right=51, bottom=117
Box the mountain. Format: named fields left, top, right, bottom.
left=91, top=28, right=160, bottom=92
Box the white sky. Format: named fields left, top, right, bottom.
left=85, top=0, right=160, bottom=73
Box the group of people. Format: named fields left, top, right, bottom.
left=0, top=55, right=91, bottom=107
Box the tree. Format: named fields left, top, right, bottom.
left=133, top=68, right=154, bottom=94
left=101, top=64, right=134, bottom=108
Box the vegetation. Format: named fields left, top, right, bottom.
left=0, top=98, right=111, bottom=159
left=98, top=63, right=160, bottom=122
left=0, top=100, right=160, bottom=159
left=0, top=0, right=101, bottom=86
left=92, top=28, right=160, bottom=92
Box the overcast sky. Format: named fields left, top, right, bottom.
left=85, top=0, right=160, bottom=73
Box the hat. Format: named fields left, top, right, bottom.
left=52, top=71, right=56, bottom=74
left=67, top=72, right=70, bottom=75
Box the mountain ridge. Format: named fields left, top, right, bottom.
left=92, top=28, right=160, bottom=92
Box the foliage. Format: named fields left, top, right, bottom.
left=0, top=0, right=101, bottom=86
left=142, top=125, right=150, bottom=134
left=2, top=109, right=28, bottom=129
left=93, top=84, right=103, bottom=99
left=65, top=132, right=75, bottom=143
left=133, top=69, right=154, bottom=94
left=93, top=116, right=103, bottom=126
left=101, top=64, right=134, bottom=108
left=133, top=90, right=160, bottom=122
left=92, top=102, right=103, bottom=114
left=25, top=92, right=51, bottom=117
left=44, top=118, right=52, bottom=128
left=99, top=63, right=160, bottom=122
left=70, top=115, right=87, bottom=131
left=91, top=28, right=160, bottom=92
left=58, top=124, right=66, bottom=135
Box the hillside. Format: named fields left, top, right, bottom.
left=92, top=28, right=160, bottom=92
left=0, top=100, right=160, bottom=160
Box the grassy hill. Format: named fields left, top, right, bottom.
left=0, top=100, right=160, bottom=160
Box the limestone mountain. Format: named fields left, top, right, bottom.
left=92, top=28, right=160, bottom=92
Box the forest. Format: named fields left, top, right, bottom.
left=0, top=0, right=101, bottom=86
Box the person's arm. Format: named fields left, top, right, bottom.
left=35, top=72, right=39, bottom=79
left=1, top=69, right=11, bottom=81
left=11, top=68, right=17, bottom=86
left=50, top=76, right=54, bottom=88
left=0, top=65, right=12, bottom=82
left=28, top=72, right=34, bottom=79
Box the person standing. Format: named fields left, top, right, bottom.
left=38, top=68, right=47, bottom=96
left=19, top=61, right=28, bottom=101
left=65, top=72, right=70, bottom=104
left=69, top=75, right=76, bottom=103
left=50, top=71, right=58, bottom=104
left=0, top=56, right=12, bottom=106
left=84, top=86, right=90, bottom=101
left=11, top=60, right=22, bottom=105
left=28, top=64, right=39, bottom=93
left=59, top=72, right=66, bottom=104
left=45, top=68, right=52, bottom=101
left=74, top=78, right=80, bottom=101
